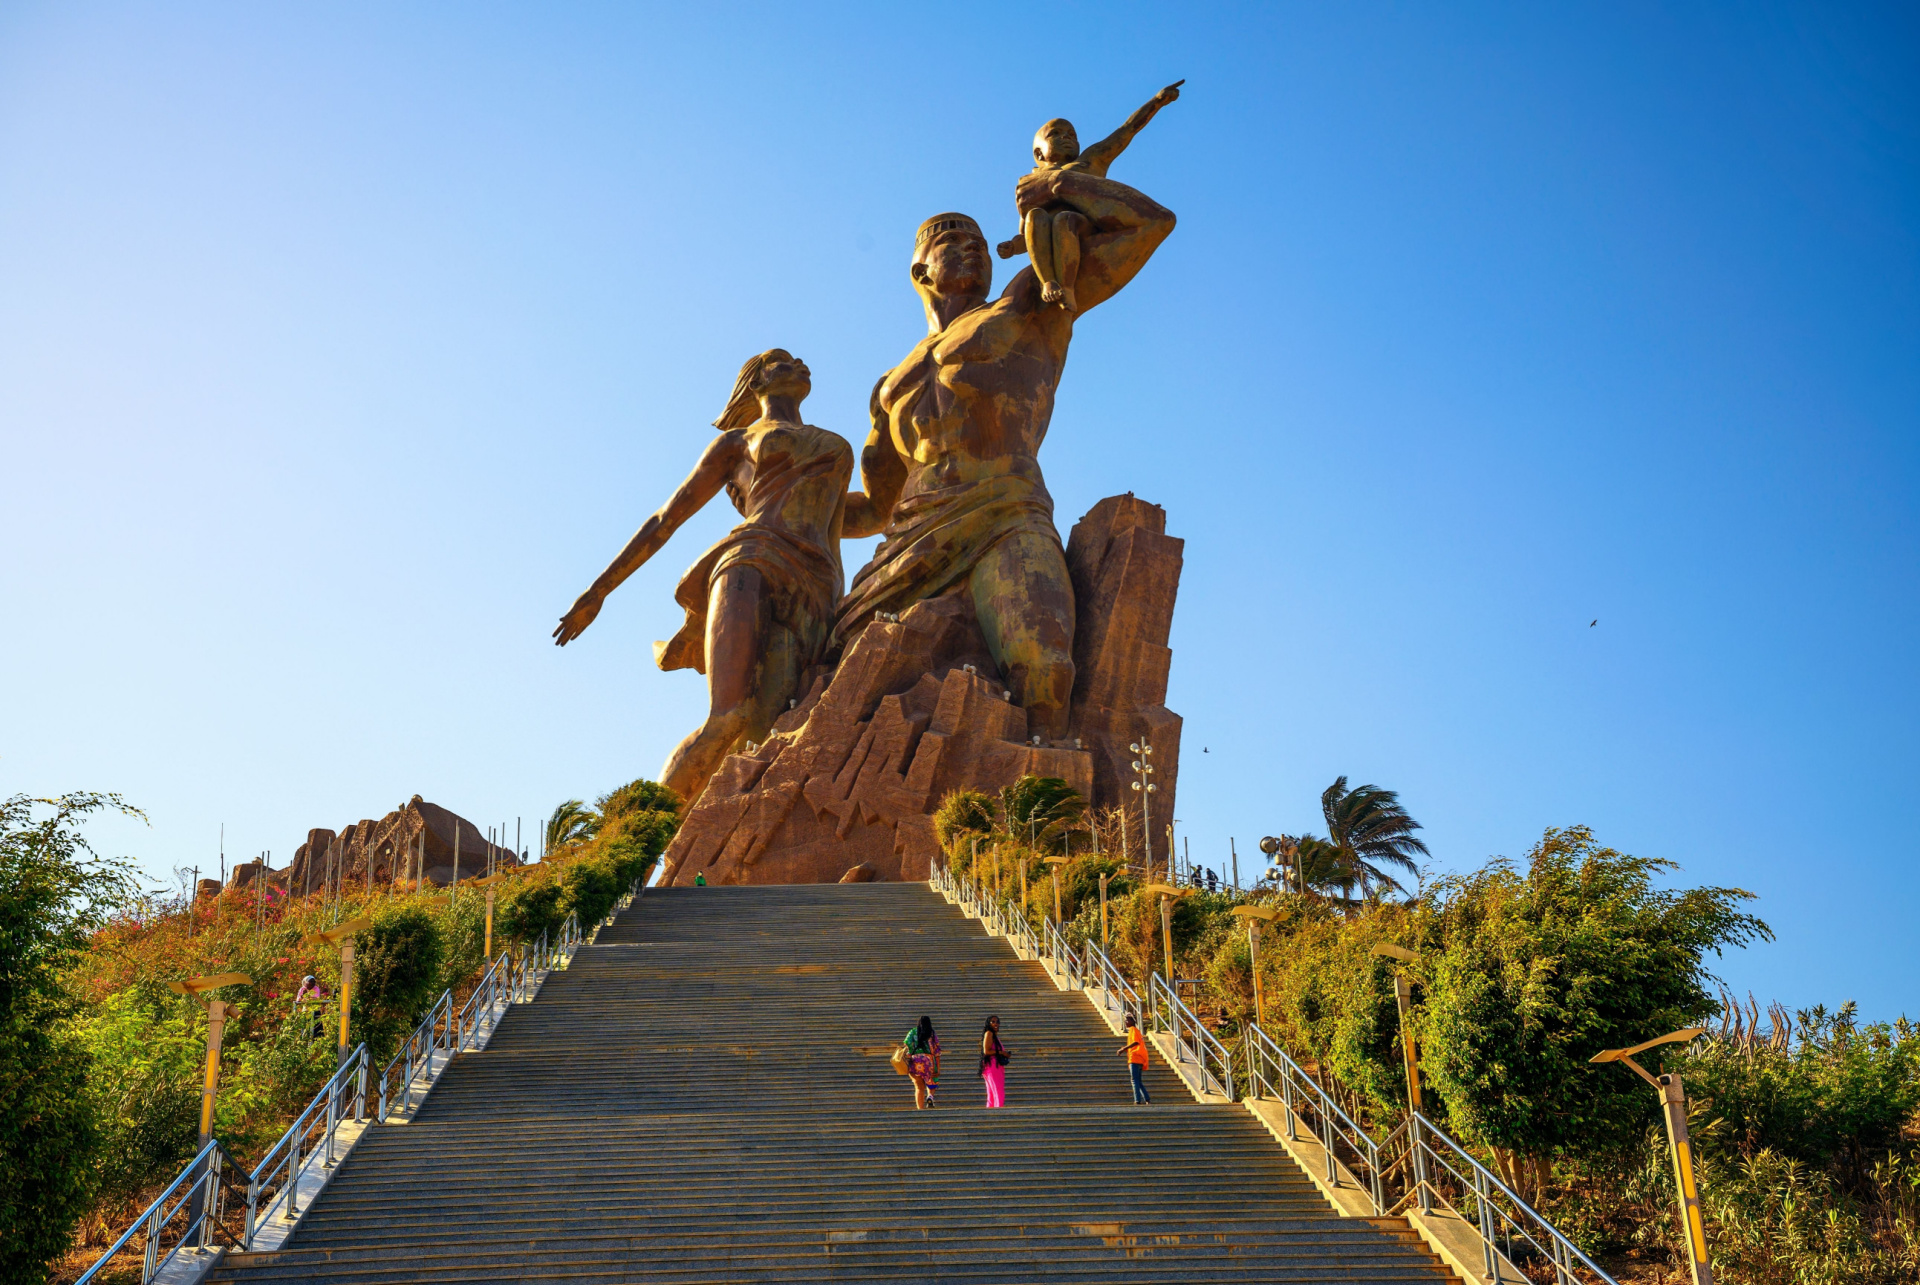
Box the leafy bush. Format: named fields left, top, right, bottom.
left=1, top=792, right=135, bottom=1284
left=933, top=789, right=997, bottom=858
left=1419, top=826, right=1770, bottom=1196
left=351, top=905, right=444, bottom=1066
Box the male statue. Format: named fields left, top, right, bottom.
left=829, top=155, right=1176, bottom=741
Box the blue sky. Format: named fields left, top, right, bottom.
left=3, top=3, right=1914, bottom=1018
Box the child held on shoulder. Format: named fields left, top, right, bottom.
left=999, top=79, right=1184, bottom=312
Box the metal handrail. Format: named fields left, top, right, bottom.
left=1241, top=1021, right=1385, bottom=1213
left=1081, top=939, right=1142, bottom=1030
left=378, top=988, right=454, bottom=1119
left=79, top=895, right=619, bottom=1281
left=76, top=1139, right=250, bottom=1285
left=454, top=949, right=511, bottom=1053
left=1383, top=1111, right=1618, bottom=1285
left=1043, top=917, right=1083, bottom=988
left=245, top=1042, right=367, bottom=1240
left=1148, top=972, right=1236, bottom=1100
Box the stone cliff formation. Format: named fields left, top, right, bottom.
left=235, top=796, right=514, bottom=895
left=659, top=494, right=1183, bottom=886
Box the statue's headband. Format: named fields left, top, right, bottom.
left=915, top=213, right=984, bottom=256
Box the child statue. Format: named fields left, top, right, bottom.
left=997, top=79, right=1183, bottom=312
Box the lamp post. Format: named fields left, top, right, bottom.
left=1043, top=855, right=1068, bottom=926
left=1230, top=906, right=1279, bottom=1031
left=473, top=871, right=508, bottom=962
left=1098, top=872, right=1110, bottom=949
left=169, top=972, right=251, bottom=1228
left=1591, top=1028, right=1714, bottom=1285
left=169, top=972, right=253, bottom=1146
left=1369, top=944, right=1424, bottom=1114
left=1140, top=883, right=1191, bottom=990
left=1129, top=740, right=1156, bottom=876
left=314, top=917, right=372, bottom=1067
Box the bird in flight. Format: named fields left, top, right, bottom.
left=1590, top=620, right=1598, bottom=627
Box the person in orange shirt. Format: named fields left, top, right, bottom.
left=1117, top=1012, right=1151, bottom=1105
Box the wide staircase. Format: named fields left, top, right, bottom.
left=211, top=884, right=1461, bottom=1283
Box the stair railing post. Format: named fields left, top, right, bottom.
left=355, top=1046, right=367, bottom=1123
left=322, top=1071, right=338, bottom=1168
left=1412, top=1111, right=1432, bottom=1214
left=1475, top=1164, right=1500, bottom=1282
left=285, top=1126, right=301, bottom=1220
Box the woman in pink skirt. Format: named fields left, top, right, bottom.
left=980, top=1015, right=1011, bottom=1107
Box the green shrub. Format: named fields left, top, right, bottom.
left=0, top=792, right=135, bottom=1284
left=351, top=905, right=444, bottom=1066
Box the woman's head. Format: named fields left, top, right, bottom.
left=917, top=1015, right=935, bottom=1045
left=982, top=1014, right=999, bottom=1034
left=713, top=348, right=811, bottom=429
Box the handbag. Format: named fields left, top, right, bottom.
left=890, top=1044, right=912, bottom=1076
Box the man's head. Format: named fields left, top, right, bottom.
left=1034, top=118, right=1080, bottom=166
left=911, top=213, right=990, bottom=324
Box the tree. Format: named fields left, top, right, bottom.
left=0, top=792, right=137, bottom=1284
left=999, top=776, right=1087, bottom=854
left=1320, top=777, right=1428, bottom=897
left=932, top=790, right=997, bottom=859
left=1419, top=825, right=1771, bottom=1201
left=544, top=799, right=599, bottom=853
left=597, top=779, right=680, bottom=822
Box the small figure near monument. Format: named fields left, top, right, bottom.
left=554, top=350, right=883, bottom=804
left=997, top=80, right=1183, bottom=312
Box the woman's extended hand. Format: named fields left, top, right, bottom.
left=553, top=589, right=605, bottom=646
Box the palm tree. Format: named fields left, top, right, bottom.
left=1319, top=777, right=1428, bottom=897
left=999, top=776, right=1087, bottom=854
left=544, top=799, right=600, bottom=855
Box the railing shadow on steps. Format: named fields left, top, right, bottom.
left=77, top=879, right=647, bottom=1284
left=929, top=859, right=1617, bottom=1285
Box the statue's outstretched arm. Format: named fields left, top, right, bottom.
left=553, top=432, right=742, bottom=645
left=843, top=377, right=903, bottom=539
left=1012, top=168, right=1175, bottom=316
left=1080, top=79, right=1184, bottom=170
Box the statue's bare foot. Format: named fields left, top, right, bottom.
left=1040, top=280, right=1065, bottom=304
left=1058, top=285, right=1079, bottom=312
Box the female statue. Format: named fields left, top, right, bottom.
left=554, top=350, right=880, bottom=804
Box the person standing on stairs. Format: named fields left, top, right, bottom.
left=1118, top=1012, right=1151, bottom=1104
left=905, top=1015, right=941, bottom=1109
left=980, top=1015, right=1011, bottom=1108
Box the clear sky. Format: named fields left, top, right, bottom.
left=3, top=3, right=1914, bottom=1018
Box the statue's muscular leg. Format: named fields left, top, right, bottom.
left=660, top=566, right=806, bottom=807
left=971, top=532, right=1076, bottom=741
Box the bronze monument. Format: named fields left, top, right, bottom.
left=560, top=85, right=1187, bottom=883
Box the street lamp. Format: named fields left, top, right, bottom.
left=1129, top=740, right=1157, bottom=877
left=1043, top=855, right=1069, bottom=926
left=1229, top=906, right=1279, bottom=1030
left=472, top=870, right=510, bottom=962
left=1369, top=944, right=1424, bottom=1114
left=169, top=972, right=254, bottom=1147
left=1098, top=871, right=1110, bottom=948
left=314, top=916, right=372, bottom=1067
left=1591, top=1028, right=1714, bottom=1285
left=1140, top=882, right=1191, bottom=989
left=169, top=972, right=251, bottom=1229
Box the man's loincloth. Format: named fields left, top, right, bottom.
left=655, top=523, right=841, bottom=674
left=829, top=473, right=1061, bottom=654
